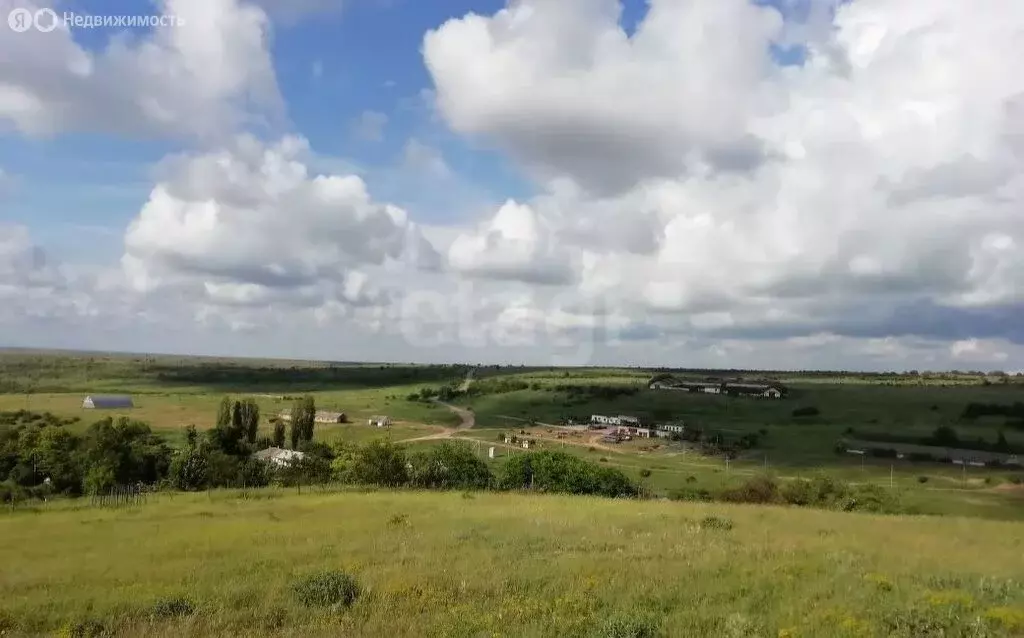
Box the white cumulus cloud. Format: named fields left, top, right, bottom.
left=424, top=0, right=1024, bottom=348
left=122, top=135, right=441, bottom=308
left=0, top=0, right=281, bottom=140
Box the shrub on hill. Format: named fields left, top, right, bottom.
left=722, top=475, right=780, bottom=504
left=408, top=441, right=493, bottom=490
left=347, top=439, right=409, bottom=487
left=721, top=474, right=903, bottom=513
left=499, top=450, right=638, bottom=498
left=291, top=571, right=361, bottom=608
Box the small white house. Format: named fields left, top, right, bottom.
left=368, top=415, right=391, bottom=427
left=82, top=395, right=134, bottom=409
left=252, top=447, right=306, bottom=467
left=591, top=414, right=621, bottom=426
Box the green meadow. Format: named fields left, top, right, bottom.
left=2, top=490, right=1024, bottom=637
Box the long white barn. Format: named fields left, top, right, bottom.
left=82, top=395, right=134, bottom=409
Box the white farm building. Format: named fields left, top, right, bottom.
left=252, top=447, right=306, bottom=467
left=82, top=395, right=134, bottom=409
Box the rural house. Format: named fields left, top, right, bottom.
left=369, top=415, right=391, bottom=427
left=656, top=423, right=685, bottom=436
left=252, top=447, right=305, bottom=467
left=278, top=410, right=348, bottom=423
left=591, top=414, right=642, bottom=427
left=724, top=383, right=785, bottom=399
left=615, top=426, right=652, bottom=439
left=82, top=395, right=134, bottom=409
left=314, top=411, right=347, bottom=424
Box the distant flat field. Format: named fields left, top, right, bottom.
left=1, top=490, right=1023, bottom=637
left=0, top=389, right=458, bottom=439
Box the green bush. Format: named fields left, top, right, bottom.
left=407, top=441, right=493, bottom=490
left=344, top=439, right=408, bottom=487
left=700, top=516, right=734, bottom=531
left=781, top=475, right=848, bottom=508
left=639, top=469, right=652, bottom=478
left=169, top=447, right=208, bottom=491
left=721, top=475, right=780, bottom=504
left=668, top=487, right=712, bottom=502
left=596, top=610, right=663, bottom=638
left=499, top=451, right=638, bottom=497
left=150, top=596, right=196, bottom=619
left=58, top=619, right=106, bottom=638
left=292, top=571, right=361, bottom=608
left=847, top=484, right=903, bottom=514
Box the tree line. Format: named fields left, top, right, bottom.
left=1, top=414, right=171, bottom=502
left=2, top=398, right=640, bottom=502
left=846, top=425, right=1023, bottom=455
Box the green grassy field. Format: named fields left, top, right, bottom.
left=0, top=351, right=465, bottom=440
left=2, top=490, right=1024, bottom=637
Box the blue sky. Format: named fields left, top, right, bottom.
left=2, top=0, right=809, bottom=262
left=2, top=0, right=538, bottom=259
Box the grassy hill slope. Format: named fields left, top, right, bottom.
left=2, top=490, right=1023, bottom=637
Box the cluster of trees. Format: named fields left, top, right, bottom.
left=1, top=414, right=171, bottom=501
left=555, top=384, right=639, bottom=401
left=847, top=425, right=1023, bottom=455
left=2, top=398, right=641, bottom=503
left=658, top=425, right=765, bottom=458
left=672, top=474, right=902, bottom=514
left=169, top=395, right=322, bottom=492
left=407, top=384, right=462, bottom=402
left=153, top=363, right=464, bottom=389
left=962, top=402, right=1024, bottom=426
left=461, top=378, right=530, bottom=396
left=499, top=451, right=637, bottom=497
left=321, top=441, right=637, bottom=497
left=288, top=396, right=316, bottom=448
left=0, top=410, right=80, bottom=428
